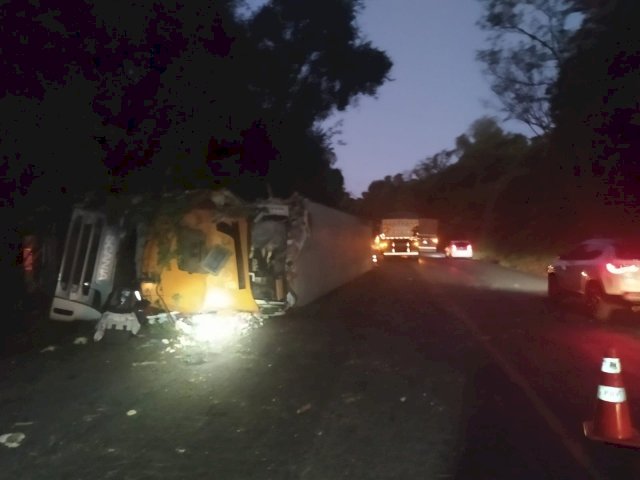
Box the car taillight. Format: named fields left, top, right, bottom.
left=606, top=263, right=639, bottom=274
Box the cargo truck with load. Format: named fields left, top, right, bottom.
left=372, top=217, right=421, bottom=259
left=371, top=216, right=439, bottom=260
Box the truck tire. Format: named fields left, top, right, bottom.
left=547, top=274, right=563, bottom=304
left=585, top=283, right=614, bottom=322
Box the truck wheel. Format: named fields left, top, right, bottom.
left=585, top=283, right=614, bottom=322
left=547, top=274, right=563, bottom=304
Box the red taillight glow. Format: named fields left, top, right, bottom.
left=606, top=263, right=639, bottom=275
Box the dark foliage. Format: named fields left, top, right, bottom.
left=0, top=0, right=392, bottom=218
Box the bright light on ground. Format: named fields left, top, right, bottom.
left=175, top=312, right=263, bottom=349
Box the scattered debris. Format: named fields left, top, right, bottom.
left=400, top=396, right=407, bottom=402
left=74, top=337, right=88, bottom=345
left=342, top=394, right=362, bottom=404
left=137, top=339, right=167, bottom=349
left=12, top=422, right=34, bottom=427
left=126, top=410, right=137, bottom=416
left=176, top=448, right=186, bottom=454
left=40, top=345, right=57, bottom=353
left=94, top=311, right=141, bottom=342
left=131, top=361, right=161, bottom=367
left=182, top=353, right=207, bottom=366
left=296, top=403, right=312, bottom=414
left=147, top=312, right=178, bottom=325
left=0, top=433, right=25, bottom=448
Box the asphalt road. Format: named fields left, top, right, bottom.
left=2, top=257, right=640, bottom=479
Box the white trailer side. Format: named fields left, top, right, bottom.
left=287, top=200, right=373, bottom=308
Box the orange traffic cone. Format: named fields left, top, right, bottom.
left=583, top=347, right=640, bottom=447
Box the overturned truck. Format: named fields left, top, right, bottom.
left=49, top=190, right=373, bottom=325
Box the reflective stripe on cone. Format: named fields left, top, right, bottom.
left=584, top=347, right=640, bottom=447
left=597, top=385, right=626, bottom=403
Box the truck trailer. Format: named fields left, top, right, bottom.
left=372, top=217, right=421, bottom=259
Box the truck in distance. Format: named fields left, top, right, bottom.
left=414, top=218, right=439, bottom=255
left=372, top=218, right=420, bottom=259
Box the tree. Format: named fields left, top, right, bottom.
left=356, top=175, right=415, bottom=219
left=551, top=0, right=640, bottom=225
left=0, top=0, right=246, bottom=203
left=243, top=0, right=392, bottom=204
left=411, top=148, right=458, bottom=180
left=476, top=0, right=583, bottom=135
left=415, top=117, right=530, bottom=243
left=0, top=0, right=392, bottom=214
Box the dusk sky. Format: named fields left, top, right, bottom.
left=324, top=0, right=530, bottom=198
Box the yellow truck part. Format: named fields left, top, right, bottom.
left=140, top=194, right=258, bottom=314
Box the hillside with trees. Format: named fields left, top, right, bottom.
left=355, top=0, right=640, bottom=270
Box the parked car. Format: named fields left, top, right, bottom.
left=444, top=240, right=473, bottom=259
left=547, top=238, right=640, bottom=321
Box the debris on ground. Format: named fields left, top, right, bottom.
left=94, top=311, right=141, bottom=342
left=131, top=361, right=162, bottom=367
left=296, top=403, right=312, bottom=414
left=126, top=410, right=137, bottom=416
left=12, top=422, right=34, bottom=427
left=0, top=433, right=25, bottom=448
left=40, top=345, right=57, bottom=353
left=342, top=394, right=362, bottom=404
left=74, top=337, right=88, bottom=345
left=146, top=312, right=178, bottom=325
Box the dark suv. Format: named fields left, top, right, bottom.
left=547, top=238, right=640, bottom=321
